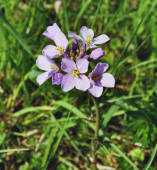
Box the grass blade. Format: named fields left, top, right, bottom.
left=12, top=106, right=55, bottom=117
left=0, top=14, right=33, bottom=57
left=74, top=0, right=91, bottom=30
left=0, top=148, right=30, bottom=153
left=144, top=143, right=157, bottom=170
left=111, top=143, right=139, bottom=170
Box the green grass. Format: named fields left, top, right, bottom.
left=0, top=0, right=157, bottom=169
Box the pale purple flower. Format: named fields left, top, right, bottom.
left=68, top=26, right=110, bottom=48
left=36, top=55, right=60, bottom=85
left=61, top=58, right=90, bottom=92
left=42, top=23, right=68, bottom=59
left=88, top=63, right=115, bottom=97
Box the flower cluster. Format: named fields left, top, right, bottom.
left=36, top=23, right=115, bottom=97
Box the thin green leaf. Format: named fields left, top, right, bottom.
left=74, top=0, right=91, bottom=30
left=144, top=143, right=157, bottom=170
left=12, top=106, right=55, bottom=117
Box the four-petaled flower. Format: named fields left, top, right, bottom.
left=36, top=55, right=59, bottom=85
left=61, top=58, right=90, bottom=92
left=68, top=26, right=110, bottom=48
left=88, top=63, right=115, bottom=97
left=42, top=23, right=68, bottom=59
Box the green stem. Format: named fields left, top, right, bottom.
left=91, top=96, right=100, bottom=169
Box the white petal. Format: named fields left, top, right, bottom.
left=76, top=58, right=89, bottom=73
left=80, top=26, right=94, bottom=40
left=93, top=34, right=110, bottom=45
left=42, top=45, right=60, bottom=59
left=68, top=31, right=83, bottom=41
left=88, top=84, right=103, bottom=97
left=61, top=58, right=76, bottom=73
left=36, top=72, right=51, bottom=85
left=61, top=74, right=75, bottom=92
left=36, top=55, right=57, bottom=71
left=42, top=23, right=61, bottom=40
left=101, top=73, right=115, bottom=87
left=54, top=32, right=69, bottom=50
left=75, top=75, right=90, bottom=91
left=87, top=44, right=97, bottom=48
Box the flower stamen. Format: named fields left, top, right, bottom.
left=50, top=64, right=58, bottom=70
left=85, top=35, right=93, bottom=44
left=72, top=70, right=80, bottom=78
left=56, top=46, right=64, bottom=55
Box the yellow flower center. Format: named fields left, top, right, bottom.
left=56, top=46, right=64, bottom=55
left=50, top=64, right=58, bottom=70
left=85, top=35, right=93, bottom=44
left=72, top=70, right=80, bottom=78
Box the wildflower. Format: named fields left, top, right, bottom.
left=68, top=26, right=110, bottom=48
left=88, top=63, right=115, bottom=97
left=36, top=55, right=59, bottom=85
left=61, top=58, right=90, bottom=91
left=42, top=23, right=68, bottom=59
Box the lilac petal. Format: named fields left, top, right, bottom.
left=80, top=26, right=94, bottom=40
left=75, top=75, right=90, bottom=91
left=36, top=71, right=51, bottom=85
left=87, top=44, right=97, bottom=48
left=101, top=73, right=115, bottom=88
left=88, top=83, right=103, bottom=97
left=76, top=58, right=89, bottom=73
left=84, top=55, right=90, bottom=60
left=42, top=45, right=60, bottom=59
left=91, top=48, right=104, bottom=60
left=61, top=74, right=75, bottom=92
left=52, top=72, right=63, bottom=85
left=89, top=63, right=109, bottom=78
left=42, top=23, right=62, bottom=40
left=93, top=34, right=110, bottom=45
left=54, top=32, right=69, bottom=50
left=68, top=31, right=83, bottom=41
left=61, top=58, right=76, bottom=73
left=36, top=55, right=58, bottom=71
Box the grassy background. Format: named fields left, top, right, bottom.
left=0, top=0, right=157, bottom=169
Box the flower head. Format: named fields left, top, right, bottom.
left=42, top=23, right=68, bottom=59
left=68, top=26, right=110, bottom=48
left=61, top=58, right=90, bottom=91
left=36, top=55, right=59, bottom=85
left=88, top=63, right=115, bottom=97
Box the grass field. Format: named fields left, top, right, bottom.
left=0, top=0, right=157, bottom=169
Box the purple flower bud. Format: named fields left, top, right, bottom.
left=90, top=48, right=104, bottom=60
left=84, top=55, right=90, bottom=60
left=80, top=43, right=86, bottom=51
left=70, top=49, right=75, bottom=56
left=63, top=52, right=68, bottom=58
left=77, top=56, right=82, bottom=60
left=80, top=43, right=86, bottom=56
left=72, top=39, right=78, bottom=49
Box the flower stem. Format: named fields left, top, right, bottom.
left=91, top=96, right=100, bottom=169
